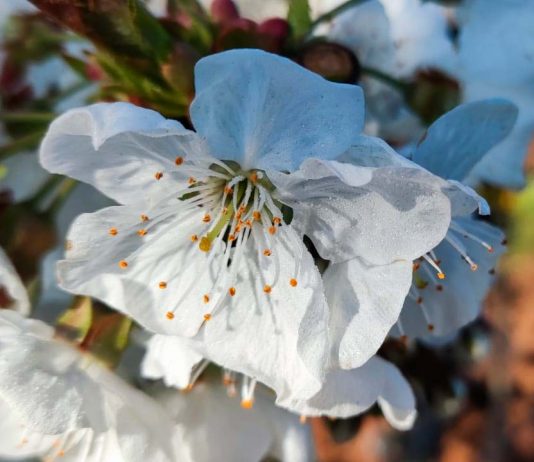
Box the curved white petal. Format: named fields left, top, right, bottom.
left=0, top=311, right=182, bottom=462
left=412, top=99, right=518, bottom=182
left=396, top=217, right=505, bottom=338
left=141, top=334, right=203, bottom=389
left=324, top=258, right=412, bottom=369
left=196, top=225, right=330, bottom=402
left=271, top=157, right=451, bottom=265
left=57, top=204, right=227, bottom=338
left=0, top=151, right=49, bottom=203
left=159, top=384, right=313, bottom=462
left=190, top=49, right=364, bottom=172
left=0, top=247, right=30, bottom=316
left=279, top=356, right=416, bottom=431
left=39, top=102, right=208, bottom=206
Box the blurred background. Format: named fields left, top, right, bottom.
left=1, top=1, right=533, bottom=461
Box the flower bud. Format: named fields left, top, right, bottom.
left=298, top=42, right=360, bottom=83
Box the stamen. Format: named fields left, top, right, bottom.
left=253, top=211, right=261, bottom=221
left=175, top=156, right=184, bottom=166
left=188, top=177, right=196, bottom=184
left=300, top=415, right=307, bottom=424
left=199, top=237, right=211, bottom=252
left=166, top=311, right=174, bottom=320
left=290, top=278, right=298, bottom=287
left=202, top=214, right=211, bottom=223
left=263, top=284, right=272, bottom=294
left=191, top=234, right=199, bottom=242
left=159, top=281, right=167, bottom=289
left=273, top=217, right=282, bottom=225
left=241, top=399, right=254, bottom=409
left=154, top=172, right=163, bottom=180
left=119, top=260, right=128, bottom=269
left=203, top=294, right=210, bottom=303
left=108, top=227, right=118, bottom=236
left=422, top=254, right=445, bottom=279
left=137, top=229, right=147, bottom=236
left=229, top=287, right=236, bottom=296
left=140, top=214, right=149, bottom=222
left=268, top=226, right=277, bottom=235
left=203, top=313, right=212, bottom=321
left=263, top=249, right=272, bottom=257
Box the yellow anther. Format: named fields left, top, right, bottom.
left=203, top=294, right=210, bottom=304
left=268, top=226, right=277, bottom=235
left=229, top=287, right=236, bottom=296
left=154, top=172, right=163, bottom=180
left=241, top=399, right=254, bottom=409
left=119, top=260, right=128, bottom=269
left=137, top=229, right=147, bottom=236
left=290, top=278, right=298, bottom=287
left=175, top=156, right=184, bottom=166
left=140, top=214, right=149, bottom=222
left=263, top=284, right=272, bottom=294
left=191, top=234, right=199, bottom=242
left=202, top=214, right=211, bottom=223
left=166, top=311, right=175, bottom=320
left=108, top=227, right=118, bottom=236
left=203, top=313, right=212, bottom=321
left=437, top=272, right=446, bottom=280
left=263, top=249, right=272, bottom=257
left=199, top=236, right=211, bottom=252
left=253, top=211, right=261, bottom=221
left=159, top=281, right=167, bottom=289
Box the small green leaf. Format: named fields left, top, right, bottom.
left=287, top=0, right=312, bottom=41
left=56, top=296, right=94, bottom=343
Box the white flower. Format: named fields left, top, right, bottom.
left=40, top=49, right=454, bottom=403
left=0, top=246, right=30, bottom=316
left=457, top=0, right=534, bottom=188
left=143, top=333, right=416, bottom=430
left=158, top=383, right=314, bottom=462
left=0, top=310, right=183, bottom=462
left=392, top=99, right=516, bottom=339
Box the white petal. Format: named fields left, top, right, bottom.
left=271, top=158, right=451, bottom=264
left=159, top=384, right=312, bottom=462
left=324, top=258, right=412, bottom=369
left=39, top=102, right=206, bottom=206
left=412, top=99, right=518, bottom=182
left=190, top=49, right=364, bottom=172
left=0, top=151, right=49, bottom=202
left=279, top=356, right=416, bottom=431
left=141, top=334, right=203, bottom=389
left=0, top=311, right=182, bottom=462
left=0, top=247, right=30, bottom=316
left=196, top=226, right=329, bottom=402
left=397, top=217, right=505, bottom=338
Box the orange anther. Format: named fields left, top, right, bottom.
left=263, top=249, right=271, bottom=257
left=228, top=234, right=236, bottom=242
left=166, top=311, right=175, bottom=320
left=154, top=172, right=163, bottom=180
left=159, top=281, right=167, bottom=289
left=241, top=399, right=254, bottom=409
left=175, top=156, right=184, bottom=166
left=202, top=214, right=211, bottom=223
left=203, top=313, right=212, bottom=321
left=203, top=294, right=210, bottom=303
left=224, top=186, right=233, bottom=194
left=273, top=217, right=281, bottom=225
left=249, top=172, right=258, bottom=183
left=263, top=285, right=272, bottom=294
left=437, top=272, right=446, bottom=280
left=109, top=227, right=118, bottom=236
left=191, top=234, right=199, bottom=242
left=188, top=177, right=196, bottom=184
left=140, top=214, right=149, bottom=222
left=119, top=260, right=128, bottom=269
left=253, top=211, right=261, bottom=221
left=137, top=229, right=147, bottom=236
left=268, top=226, right=277, bottom=235
left=290, top=278, right=298, bottom=287
left=229, top=287, right=236, bottom=296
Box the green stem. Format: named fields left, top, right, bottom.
left=0, top=112, right=56, bottom=124
left=360, top=65, right=411, bottom=93
left=44, top=178, right=78, bottom=217
left=310, top=0, right=366, bottom=29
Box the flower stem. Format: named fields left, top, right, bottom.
left=311, top=0, right=366, bottom=29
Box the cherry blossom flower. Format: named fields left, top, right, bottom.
left=40, top=49, right=455, bottom=403
left=0, top=310, right=183, bottom=462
